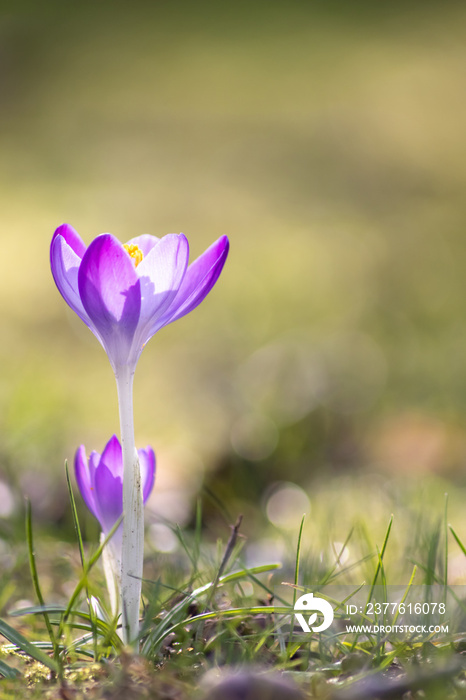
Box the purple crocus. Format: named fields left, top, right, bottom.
left=75, top=434, right=155, bottom=542
left=50, top=224, right=229, bottom=373
left=75, top=435, right=155, bottom=616
left=51, top=223, right=228, bottom=643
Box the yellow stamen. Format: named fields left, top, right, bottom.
left=123, top=243, right=144, bottom=267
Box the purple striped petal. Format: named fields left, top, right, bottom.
left=134, top=234, right=189, bottom=348
left=88, top=451, right=100, bottom=477
left=74, top=445, right=99, bottom=521
left=51, top=223, right=86, bottom=259
left=138, top=447, right=156, bottom=503
left=100, top=434, right=123, bottom=478
left=78, top=235, right=142, bottom=370
left=94, top=463, right=123, bottom=535
left=157, top=235, right=229, bottom=329
left=50, top=233, right=92, bottom=329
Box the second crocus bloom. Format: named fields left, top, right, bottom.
left=75, top=435, right=155, bottom=614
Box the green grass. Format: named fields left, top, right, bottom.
left=0, top=477, right=465, bottom=699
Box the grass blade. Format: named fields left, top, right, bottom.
left=25, top=499, right=60, bottom=671
left=65, top=461, right=85, bottom=567
left=0, top=618, right=58, bottom=672
left=293, top=515, right=305, bottom=606
left=393, top=564, right=417, bottom=627
left=288, top=514, right=305, bottom=649
left=64, top=460, right=99, bottom=657
left=366, top=514, right=393, bottom=607
left=0, top=657, right=20, bottom=679
left=444, top=493, right=449, bottom=605
left=449, top=524, right=466, bottom=556
left=207, top=515, right=243, bottom=608
left=320, top=526, right=354, bottom=586
left=349, top=514, right=393, bottom=652
left=10, top=606, right=121, bottom=648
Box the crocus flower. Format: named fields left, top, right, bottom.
left=50, top=224, right=229, bottom=373
left=75, top=435, right=156, bottom=616
left=75, top=434, right=155, bottom=544
left=51, top=223, right=229, bottom=644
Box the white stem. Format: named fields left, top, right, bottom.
left=100, top=533, right=121, bottom=622
left=115, top=366, right=143, bottom=646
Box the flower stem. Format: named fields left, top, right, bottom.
left=115, top=366, right=143, bottom=646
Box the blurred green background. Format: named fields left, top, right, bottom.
left=2, top=0, right=466, bottom=563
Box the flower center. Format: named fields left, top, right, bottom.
left=123, top=243, right=144, bottom=267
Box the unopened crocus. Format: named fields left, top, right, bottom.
left=75, top=435, right=155, bottom=615
left=51, top=224, right=229, bottom=644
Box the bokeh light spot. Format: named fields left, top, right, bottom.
left=265, top=481, right=311, bottom=529
left=230, top=412, right=278, bottom=461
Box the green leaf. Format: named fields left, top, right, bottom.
left=449, top=524, right=466, bottom=557
left=10, top=605, right=72, bottom=617
left=0, top=657, right=20, bottom=679
left=25, top=499, right=59, bottom=669
left=65, top=461, right=86, bottom=568
left=0, top=618, right=58, bottom=672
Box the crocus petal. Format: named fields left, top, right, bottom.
left=138, top=447, right=156, bottom=503
left=100, top=434, right=123, bottom=478
left=51, top=223, right=86, bottom=259
left=74, top=445, right=99, bottom=521
left=157, top=235, right=229, bottom=329
left=88, top=451, right=101, bottom=478
left=50, top=233, right=92, bottom=329
left=134, top=234, right=189, bottom=345
left=94, top=464, right=123, bottom=535
left=125, top=234, right=160, bottom=258
left=78, top=234, right=142, bottom=370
